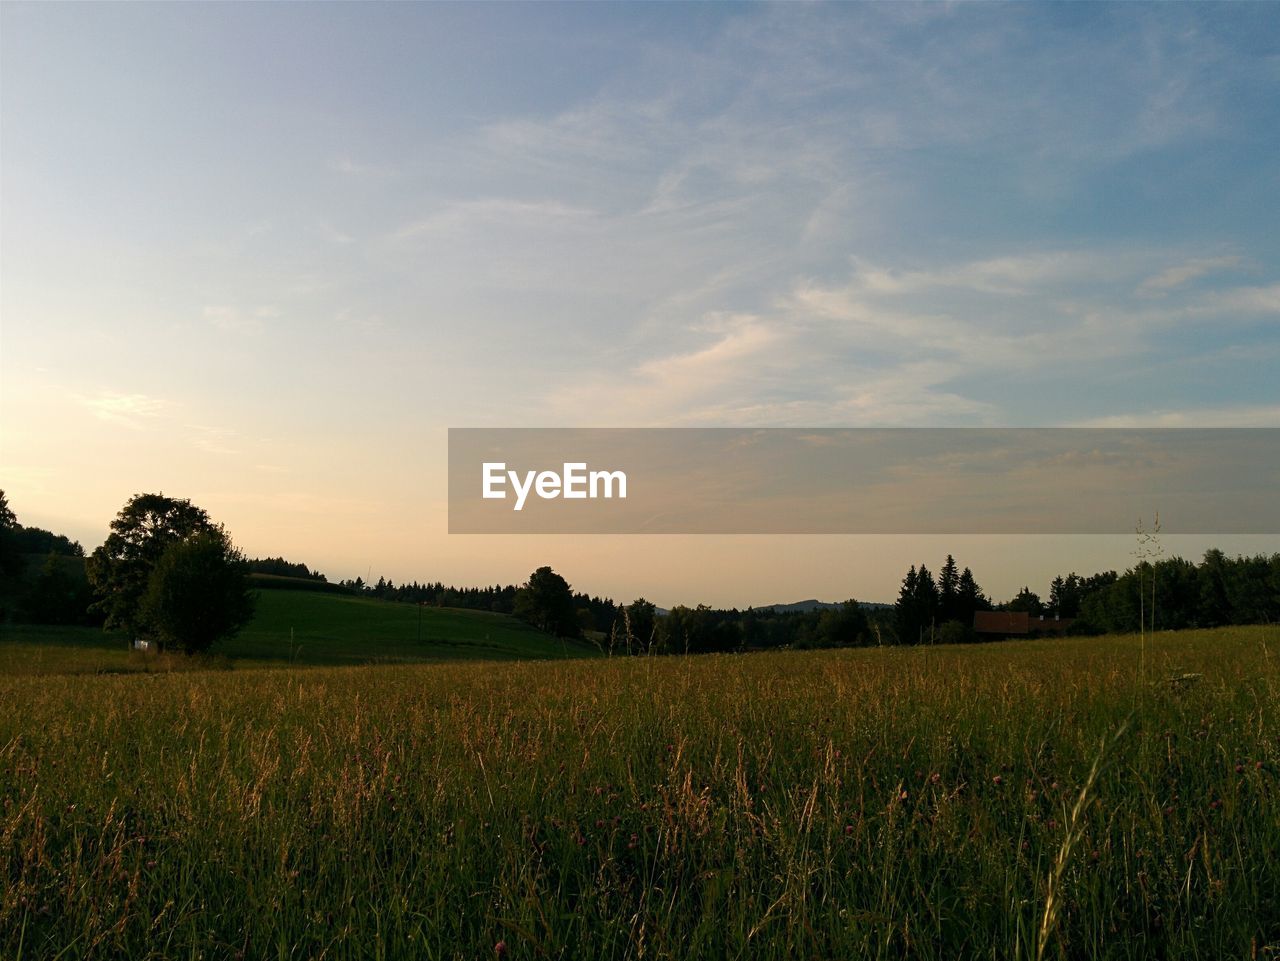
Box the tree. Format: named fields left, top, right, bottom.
left=87, top=493, right=221, bottom=634
left=623, top=597, right=658, bottom=654
left=937, top=619, right=975, bottom=645
left=1197, top=549, right=1231, bottom=627
left=895, top=565, right=920, bottom=643
left=938, top=555, right=960, bottom=621
left=818, top=599, right=869, bottom=647
left=514, top=566, right=579, bottom=638
left=140, top=530, right=255, bottom=654
left=0, top=489, right=23, bottom=582
left=22, top=553, right=95, bottom=626
left=956, top=567, right=989, bottom=623
left=1006, top=586, right=1044, bottom=616
left=895, top=564, right=940, bottom=644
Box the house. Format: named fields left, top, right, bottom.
left=973, top=611, right=1074, bottom=639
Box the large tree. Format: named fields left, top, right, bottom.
left=514, top=566, right=580, bottom=638
left=141, top=530, right=255, bottom=654
left=87, top=493, right=222, bottom=634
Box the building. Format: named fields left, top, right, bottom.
left=973, top=611, right=1075, bottom=639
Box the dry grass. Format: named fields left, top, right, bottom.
left=2, top=627, right=1278, bottom=959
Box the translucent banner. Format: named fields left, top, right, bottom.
left=447, top=428, right=1280, bottom=534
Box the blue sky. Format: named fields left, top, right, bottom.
left=2, top=3, right=1277, bottom=605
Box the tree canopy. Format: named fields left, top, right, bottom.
left=86, top=493, right=254, bottom=651
left=514, top=566, right=580, bottom=638
left=142, top=530, right=255, bottom=654
left=86, top=493, right=219, bottom=633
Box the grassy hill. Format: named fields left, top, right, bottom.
left=226, top=589, right=595, bottom=664
left=0, top=588, right=596, bottom=675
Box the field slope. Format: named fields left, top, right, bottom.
left=0, top=588, right=594, bottom=675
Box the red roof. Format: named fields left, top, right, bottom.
left=974, top=611, right=1030, bottom=634
left=974, top=611, right=1076, bottom=635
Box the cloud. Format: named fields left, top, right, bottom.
left=1192, top=284, right=1280, bottom=315
left=1138, top=256, right=1242, bottom=295
left=391, top=198, right=598, bottom=243
left=329, top=156, right=395, bottom=178
left=186, top=424, right=240, bottom=456
left=1072, top=405, right=1280, bottom=428
left=203, top=305, right=279, bottom=333
left=534, top=238, right=1277, bottom=429
left=76, top=391, right=171, bottom=429
left=547, top=315, right=785, bottom=425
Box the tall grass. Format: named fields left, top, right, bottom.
left=2, top=627, right=1277, bottom=959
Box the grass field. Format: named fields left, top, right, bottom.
left=0, top=589, right=594, bottom=675
left=3, top=626, right=1278, bottom=959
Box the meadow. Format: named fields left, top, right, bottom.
left=0, top=589, right=593, bottom=676
left=2, top=626, right=1278, bottom=960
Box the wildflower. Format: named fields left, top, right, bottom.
left=930, top=773, right=941, bottom=784
left=495, top=940, right=507, bottom=957
left=1235, top=764, right=1245, bottom=774
left=992, top=775, right=1003, bottom=786
left=844, top=824, right=855, bottom=836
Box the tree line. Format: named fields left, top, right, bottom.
left=4, top=488, right=1278, bottom=655
left=890, top=550, right=1280, bottom=643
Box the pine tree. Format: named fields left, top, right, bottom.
left=895, top=566, right=920, bottom=643
left=957, top=567, right=988, bottom=625
left=939, top=554, right=960, bottom=621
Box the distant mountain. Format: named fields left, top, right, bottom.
left=755, top=598, right=892, bottom=613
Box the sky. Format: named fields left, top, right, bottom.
left=2, top=3, right=1278, bottom=607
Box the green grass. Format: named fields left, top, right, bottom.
left=226, top=590, right=596, bottom=664
left=3, top=627, right=1278, bottom=960
left=0, top=589, right=595, bottom=675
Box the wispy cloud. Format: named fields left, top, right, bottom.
left=548, top=315, right=784, bottom=425
left=186, top=424, right=240, bottom=456
left=392, top=198, right=598, bottom=244
left=329, top=156, right=395, bottom=178
left=1138, top=256, right=1242, bottom=295
left=1073, top=405, right=1280, bottom=428
left=1192, top=284, right=1280, bottom=315
left=203, top=305, right=279, bottom=333
left=538, top=240, right=1276, bottom=428
left=76, top=391, right=171, bottom=429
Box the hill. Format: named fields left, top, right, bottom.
left=0, top=588, right=596, bottom=675
left=755, top=598, right=892, bottom=613
left=225, top=589, right=596, bottom=664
